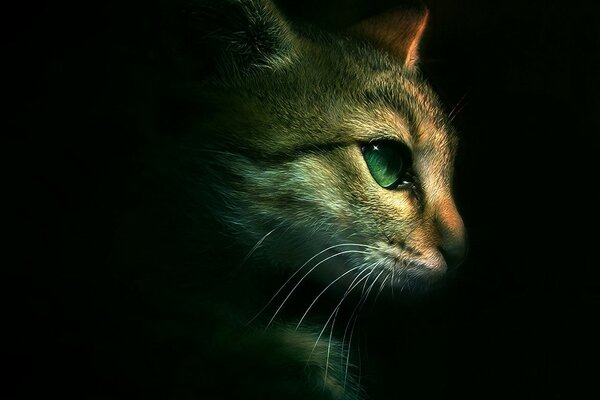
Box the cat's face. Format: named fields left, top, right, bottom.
left=195, top=1, right=465, bottom=293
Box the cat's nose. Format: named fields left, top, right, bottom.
left=436, top=199, right=467, bottom=269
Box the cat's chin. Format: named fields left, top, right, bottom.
left=367, top=247, right=450, bottom=296
left=310, top=252, right=449, bottom=299
left=387, top=259, right=448, bottom=296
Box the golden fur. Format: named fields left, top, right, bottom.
left=143, top=1, right=467, bottom=398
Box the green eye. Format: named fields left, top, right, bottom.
left=362, top=141, right=411, bottom=189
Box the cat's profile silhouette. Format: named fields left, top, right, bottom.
left=7, top=1, right=465, bottom=399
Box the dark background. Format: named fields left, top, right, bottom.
left=4, top=0, right=599, bottom=398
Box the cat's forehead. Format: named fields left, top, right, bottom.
left=326, top=44, right=454, bottom=146
left=223, top=40, right=456, bottom=160
left=357, top=71, right=456, bottom=150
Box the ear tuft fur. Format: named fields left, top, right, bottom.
left=187, top=0, right=295, bottom=74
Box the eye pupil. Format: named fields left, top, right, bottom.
left=362, top=141, right=412, bottom=189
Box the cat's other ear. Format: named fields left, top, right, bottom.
left=349, top=4, right=429, bottom=68
left=184, top=0, right=295, bottom=76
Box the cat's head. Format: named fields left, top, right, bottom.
left=183, top=0, right=466, bottom=293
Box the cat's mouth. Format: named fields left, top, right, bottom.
left=313, top=244, right=449, bottom=297
left=388, top=257, right=447, bottom=292
left=376, top=250, right=448, bottom=294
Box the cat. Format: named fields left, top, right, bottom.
left=13, top=0, right=466, bottom=399
left=116, top=1, right=467, bottom=398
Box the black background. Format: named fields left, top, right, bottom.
left=4, top=0, right=599, bottom=398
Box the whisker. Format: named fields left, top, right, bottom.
left=310, top=261, right=385, bottom=386
left=340, top=263, right=381, bottom=354
left=266, top=249, right=370, bottom=328
left=241, top=225, right=281, bottom=266
left=391, top=265, right=395, bottom=298
left=348, top=266, right=387, bottom=344
left=312, top=267, right=374, bottom=384
left=324, top=311, right=336, bottom=383
left=337, top=265, right=377, bottom=372
left=448, top=88, right=471, bottom=122
left=344, top=306, right=359, bottom=387
left=343, top=266, right=381, bottom=391
left=340, top=262, right=386, bottom=385
left=310, top=264, right=377, bottom=357
left=295, top=265, right=363, bottom=330
left=372, top=272, right=391, bottom=306
left=368, top=266, right=387, bottom=296
left=247, top=243, right=373, bottom=325
left=313, top=265, right=375, bottom=384
left=387, top=224, right=419, bottom=296
left=325, top=264, right=384, bottom=385
left=362, top=268, right=388, bottom=308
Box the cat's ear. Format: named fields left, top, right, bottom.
left=185, top=0, right=295, bottom=75
left=349, top=5, right=429, bottom=68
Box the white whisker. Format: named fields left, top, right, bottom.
left=248, top=243, right=373, bottom=325
left=313, top=265, right=376, bottom=384
left=266, top=249, right=369, bottom=328
left=241, top=225, right=281, bottom=266
left=340, top=262, right=386, bottom=385
left=295, top=265, right=363, bottom=330
left=372, top=272, right=391, bottom=306
left=309, top=261, right=381, bottom=359
left=344, top=306, right=359, bottom=387
left=324, top=262, right=381, bottom=385
left=364, top=268, right=387, bottom=303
